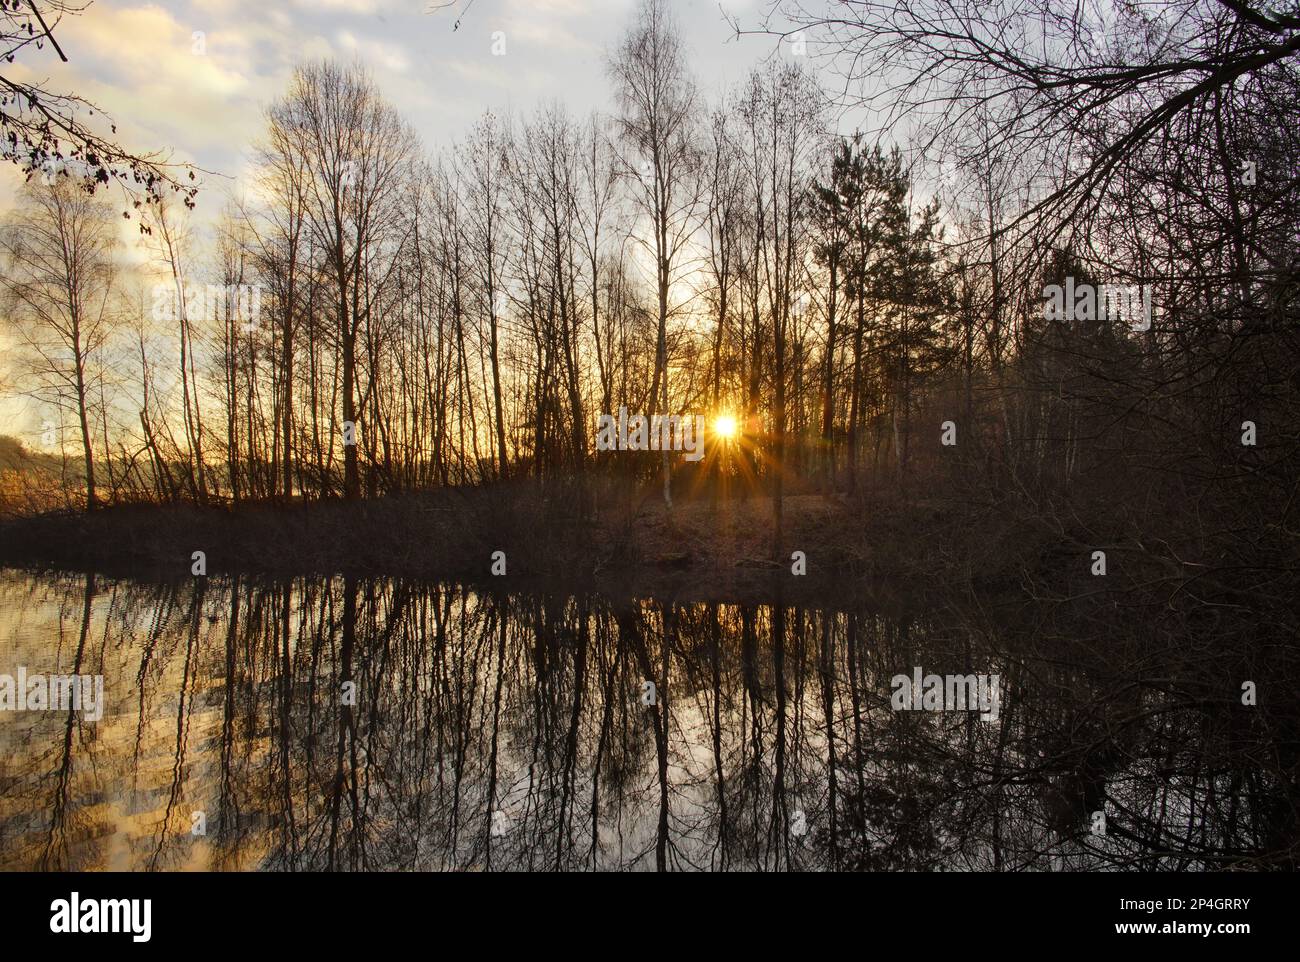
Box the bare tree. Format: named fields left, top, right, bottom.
left=459, top=112, right=513, bottom=481
left=737, top=61, right=823, bottom=553
left=144, top=199, right=208, bottom=502
left=1, top=3, right=199, bottom=207
left=1, top=181, right=118, bottom=508
left=608, top=0, right=701, bottom=507
left=772, top=0, right=1300, bottom=242
left=250, top=109, right=313, bottom=501
left=269, top=60, right=419, bottom=500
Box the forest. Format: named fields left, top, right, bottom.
left=0, top=0, right=1297, bottom=881
left=0, top=0, right=1295, bottom=594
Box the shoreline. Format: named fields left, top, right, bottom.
left=0, top=490, right=995, bottom=608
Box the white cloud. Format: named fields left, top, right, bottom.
left=292, top=0, right=386, bottom=13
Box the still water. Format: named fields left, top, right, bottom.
left=0, top=569, right=1293, bottom=871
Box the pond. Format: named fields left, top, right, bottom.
left=0, top=570, right=1292, bottom=870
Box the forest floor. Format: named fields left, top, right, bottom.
left=0, top=483, right=1033, bottom=607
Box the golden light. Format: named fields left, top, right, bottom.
left=714, top=415, right=738, bottom=440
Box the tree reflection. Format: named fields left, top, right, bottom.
left=0, top=573, right=1295, bottom=871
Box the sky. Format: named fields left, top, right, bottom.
left=1, top=0, right=816, bottom=216
left=0, top=0, right=859, bottom=445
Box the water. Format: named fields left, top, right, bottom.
left=0, top=569, right=1293, bottom=871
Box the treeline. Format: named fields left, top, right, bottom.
left=2, top=0, right=1297, bottom=549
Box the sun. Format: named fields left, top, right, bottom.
left=714, top=415, right=738, bottom=440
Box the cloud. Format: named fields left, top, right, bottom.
left=334, top=29, right=412, bottom=73
left=291, top=0, right=387, bottom=13
left=53, top=5, right=266, bottom=159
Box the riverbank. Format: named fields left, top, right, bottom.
left=0, top=486, right=1044, bottom=607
